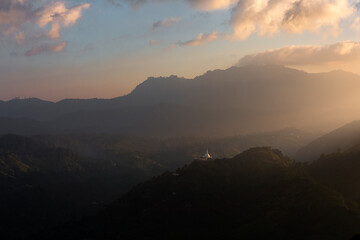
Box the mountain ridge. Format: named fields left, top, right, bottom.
left=1, top=65, right=360, bottom=137
left=296, top=120, right=360, bottom=162
left=2, top=65, right=359, bottom=104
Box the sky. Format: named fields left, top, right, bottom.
left=1, top=0, right=360, bottom=101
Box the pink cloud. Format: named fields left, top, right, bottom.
left=118, top=0, right=237, bottom=11
left=36, top=2, right=90, bottom=39
left=25, top=41, right=67, bottom=56
left=149, top=40, right=160, bottom=46
left=186, top=0, right=237, bottom=11
left=0, top=0, right=90, bottom=48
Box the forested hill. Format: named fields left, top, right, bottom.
left=0, top=134, right=166, bottom=240
left=42, top=147, right=360, bottom=240
left=0, top=129, right=316, bottom=239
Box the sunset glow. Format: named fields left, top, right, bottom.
left=0, top=0, right=359, bottom=101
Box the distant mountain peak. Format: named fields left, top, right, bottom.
left=1, top=66, right=360, bottom=136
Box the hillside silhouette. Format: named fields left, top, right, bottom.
left=296, top=121, right=360, bottom=162
left=0, top=129, right=316, bottom=239
left=40, top=147, right=360, bottom=240
left=3, top=124, right=360, bottom=239
left=2, top=65, right=360, bottom=239
left=0, top=134, right=165, bottom=239
left=1, top=65, right=360, bottom=137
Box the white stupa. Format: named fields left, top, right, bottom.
left=201, top=149, right=212, bottom=160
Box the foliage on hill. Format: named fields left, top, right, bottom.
left=0, top=130, right=315, bottom=239
left=310, top=144, right=360, bottom=206
left=42, top=147, right=360, bottom=240
left=5, top=131, right=360, bottom=240
left=0, top=134, right=167, bottom=240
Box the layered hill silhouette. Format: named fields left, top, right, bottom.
left=4, top=133, right=360, bottom=239
left=3, top=65, right=360, bottom=239
left=310, top=143, right=360, bottom=205
left=1, top=65, right=360, bottom=137
left=0, top=129, right=316, bottom=239
left=41, top=147, right=360, bottom=240
left=296, top=121, right=360, bottom=162
left=0, top=134, right=166, bottom=240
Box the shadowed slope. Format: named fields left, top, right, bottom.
left=296, top=121, right=360, bottom=162
left=45, top=148, right=360, bottom=240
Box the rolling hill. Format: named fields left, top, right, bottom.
left=0, top=134, right=166, bottom=240
left=40, top=147, right=360, bottom=240
left=0, top=129, right=316, bottom=239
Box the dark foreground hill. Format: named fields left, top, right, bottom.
left=0, top=134, right=167, bottom=240
left=310, top=143, right=360, bottom=205
left=1, top=65, right=360, bottom=137
left=0, top=130, right=316, bottom=239
left=41, top=148, right=360, bottom=240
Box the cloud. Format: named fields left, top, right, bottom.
left=114, top=0, right=237, bottom=11
left=351, top=16, right=360, bottom=31
left=163, top=43, right=176, bottom=51
left=238, top=41, right=360, bottom=66
left=112, top=0, right=147, bottom=8
left=0, top=0, right=32, bottom=31
left=36, top=2, right=90, bottom=39
left=178, top=31, right=219, bottom=46
left=0, top=0, right=90, bottom=46
left=114, top=0, right=359, bottom=40
left=230, top=0, right=356, bottom=40
left=186, top=0, right=237, bottom=11
left=25, top=41, right=67, bottom=56
left=14, top=31, right=25, bottom=44
left=152, top=17, right=181, bottom=30
left=149, top=39, right=160, bottom=46
left=107, top=0, right=122, bottom=6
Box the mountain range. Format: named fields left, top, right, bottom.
left=1, top=65, right=360, bottom=137
left=3, top=64, right=360, bottom=239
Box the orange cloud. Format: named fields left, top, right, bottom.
left=36, top=2, right=90, bottom=40
left=238, top=41, right=360, bottom=66
left=179, top=31, right=219, bottom=46
left=230, top=0, right=355, bottom=40
left=117, top=0, right=359, bottom=41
